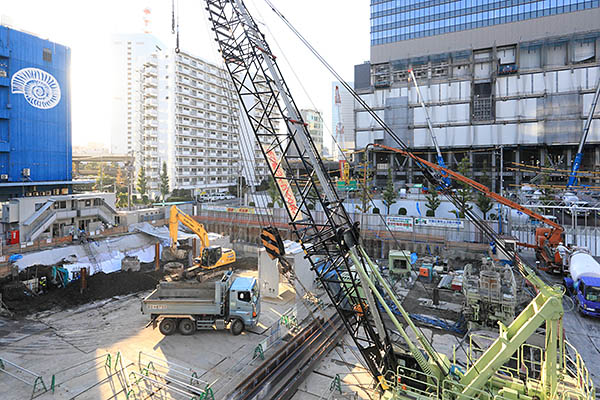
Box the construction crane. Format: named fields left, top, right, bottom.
left=371, top=143, right=566, bottom=273
left=334, top=85, right=345, bottom=161
left=168, top=205, right=236, bottom=269
left=408, top=68, right=451, bottom=187
left=567, top=73, right=600, bottom=188
left=202, top=1, right=593, bottom=398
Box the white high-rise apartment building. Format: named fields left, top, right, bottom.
left=138, top=50, right=273, bottom=198
left=110, top=33, right=163, bottom=155
left=300, top=109, right=324, bottom=155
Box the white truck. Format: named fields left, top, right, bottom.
left=563, top=249, right=600, bottom=317
left=142, top=271, right=260, bottom=335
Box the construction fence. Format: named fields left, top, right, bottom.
left=195, top=207, right=600, bottom=257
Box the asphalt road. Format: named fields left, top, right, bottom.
left=521, top=252, right=600, bottom=389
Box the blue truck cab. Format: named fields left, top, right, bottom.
left=564, top=276, right=600, bottom=317
left=229, top=276, right=260, bottom=329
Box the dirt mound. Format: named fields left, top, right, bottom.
left=5, top=270, right=162, bottom=317
left=233, top=257, right=258, bottom=271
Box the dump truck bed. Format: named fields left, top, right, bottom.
left=141, top=272, right=232, bottom=316
left=141, top=288, right=223, bottom=316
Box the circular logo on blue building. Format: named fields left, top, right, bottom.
left=11, top=68, right=61, bottom=109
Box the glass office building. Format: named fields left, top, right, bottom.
left=371, top=0, right=600, bottom=45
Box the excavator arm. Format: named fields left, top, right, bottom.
left=168, top=205, right=210, bottom=250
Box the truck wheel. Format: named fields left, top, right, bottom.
left=159, top=318, right=177, bottom=336
left=178, top=319, right=196, bottom=335
left=230, top=319, right=244, bottom=336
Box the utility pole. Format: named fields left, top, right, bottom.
left=127, top=158, right=133, bottom=210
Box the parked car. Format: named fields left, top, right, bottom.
left=567, top=201, right=591, bottom=216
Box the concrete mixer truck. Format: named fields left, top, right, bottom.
left=563, top=249, right=600, bottom=317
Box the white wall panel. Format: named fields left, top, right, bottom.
left=461, top=81, right=471, bottom=100
left=414, top=128, right=432, bottom=147
left=449, top=81, right=460, bottom=100
left=587, top=67, right=599, bottom=90
left=582, top=93, right=600, bottom=117
left=496, top=77, right=507, bottom=97
left=390, top=88, right=401, bottom=97
left=557, top=70, right=577, bottom=92
left=356, top=130, right=384, bottom=149
left=544, top=71, right=558, bottom=93
left=472, top=125, right=494, bottom=146
left=519, top=122, right=539, bottom=144
left=474, top=62, right=491, bottom=79
left=400, top=87, right=408, bottom=97
left=446, top=126, right=472, bottom=147
left=447, top=104, right=470, bottom=123
left=496, top=124, right=519, bottom=145
left=522, top=98, right=537, bottom=119
left=507, top=75, right=519, bottom=96
left=496, top=100, right=518, bottom=120
left=457, top=104, right=470, bottom=122
left=356, top=110, right=384, bottom=129
left=587, top=120, right=600, bottom=143
left=440, top=84, right=448, bottom=102
left=519, top=74, right=532, bottom=95
left=533, top=73, right=545, bottom=93
left=413, top=108, right=426, bottom=125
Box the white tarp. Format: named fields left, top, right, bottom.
left=131, top=221, right=223, bottom=245
left=14, top=233, right=160, bottom=276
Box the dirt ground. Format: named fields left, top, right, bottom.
left=1, top=256, right=258, bottom=317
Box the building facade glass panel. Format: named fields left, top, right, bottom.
left=370, top=0, right=600, bottom=45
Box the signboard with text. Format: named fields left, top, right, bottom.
left=414, top=217, right=464, bottom=229
left=386, top=216, right=414, bottom=232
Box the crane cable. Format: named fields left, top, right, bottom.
left=261, top=1, right=544, bottom=392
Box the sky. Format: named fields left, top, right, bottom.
left=1, top=0, right=370, bottom=151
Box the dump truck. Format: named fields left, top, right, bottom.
left=142, top=271, right=260, bottom=335
left=563, top=249, right=600, bottom=317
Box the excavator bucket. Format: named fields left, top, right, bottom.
left=260, top=226, right=285, bottom=260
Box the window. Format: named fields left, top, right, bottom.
left=236, top=290, right=251, bottom=303
left=43, top=48, right=52, bottom=62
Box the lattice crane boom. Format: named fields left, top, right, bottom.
left=203, top=0, right=399, bottom=382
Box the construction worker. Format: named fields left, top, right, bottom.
left=555, top=242, right=571, bottom=269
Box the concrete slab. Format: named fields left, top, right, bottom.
left=0, top=271, right=300, bottom=400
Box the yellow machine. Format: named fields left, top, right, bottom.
left=169, top=206, right=236, bottom=270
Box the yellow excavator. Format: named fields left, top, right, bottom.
left=168, top=205, right=236, bottom=270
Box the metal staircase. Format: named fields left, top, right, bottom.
left=82, top=241, right=101, bottom=274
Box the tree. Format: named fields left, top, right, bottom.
left=116, top=192, right=128, bottom=208
left=382, top=167, right=397, bottom=214
left=425, top=187, right=441, bottom=217
left=267, top=177, right=283, bottom=207
left=450, top=156, right=473, bottom=218
left=94, top=164, right=115, bottom=192
left=137, top=166, right=148, bottom=203
left=115, top=167, right=127, bottom=193
left=159, top=162, right=170, bottom=201
left=256, top=178, right=269, bottom=192
left=475, top=161, right=493, bottom=219
left=355, top=162, right=373, bottom=214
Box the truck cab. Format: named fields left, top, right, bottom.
left=564, top=276, right=600, bottom=317
left=229, top=277, right=260, bottom=330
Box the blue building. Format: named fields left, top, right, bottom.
left=359, top=2, right=600, bottom=189
left=0, top=25, right=72, bottom=200
left=370, top=0, right=600, bottom=46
